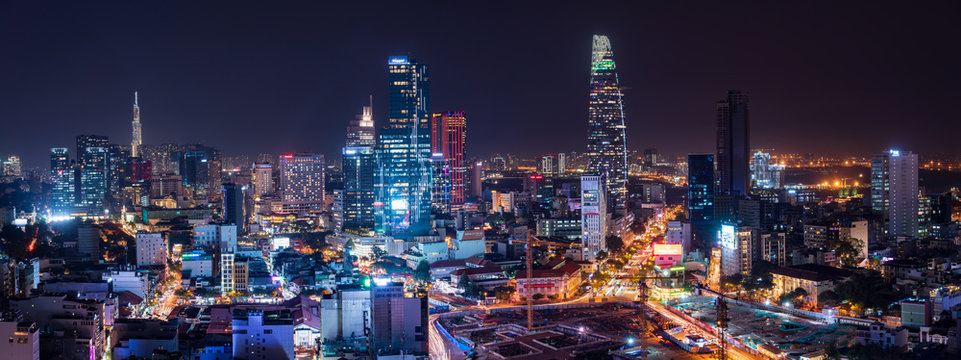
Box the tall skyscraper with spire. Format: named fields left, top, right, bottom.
left=131, top=91, right=142, bottom=158
left=587, top=35, right=628, bottom=211
left=375, top=56, right=432, bottom=237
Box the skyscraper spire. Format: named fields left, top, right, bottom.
left=131, top=91, right=142, bottom=158
left=587, top=35, right=628, bottom=211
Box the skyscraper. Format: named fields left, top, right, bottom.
left=131, top=91, right=142, bottom=158
left=871, top=149, right=919, bottom=238
left=431, top=111, right=467, bottom=205
left=581, top=174, right=608, bottom=261
left=347, top=98, right=375, bottom=147
left=80, top=147, right=108, bottom=214
left=76, top=135, right=109, bottom=165
left=344, top=104, right=376, bottom=232
left=50, top=148, right=75, bottom=214
left=587, top=34, right=628, bottom=211
left=688, top=153, right=716, bottom=252
left=376, top=56, right=432, bottom=236
left=279, top=153, right=325, bottom=214
left=715, top=90, right=751, bottom=198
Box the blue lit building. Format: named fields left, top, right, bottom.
left=49, top=147, right=75, bottom=215
left=375, top=56, right=432, bottom=237
left=80, top=146, right=108, bottom=214
left=688, top=153, right=715, bottom=251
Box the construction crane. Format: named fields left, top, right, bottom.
left=510, top=233, right=580, bottom=331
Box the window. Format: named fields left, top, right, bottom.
left=263, top=329, right=272, bottom=334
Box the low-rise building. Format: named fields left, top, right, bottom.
left=856, top=324, right=908, bottom=352
left=516, top=263, right=582, bottom=300
left=770, top=264, right=853, bottom=307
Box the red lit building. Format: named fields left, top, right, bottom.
left=431, top=111, right=467, bottom=204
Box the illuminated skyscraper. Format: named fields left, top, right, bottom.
left=50, top=148, right=75, bottom=214
left=347, top=97, right=375, bottom=147
left=871, top=149, right=919, bottom=238
left=587, top=35, right=628, bottom=210
left=431, top=111, right=467, bottom=205
left=715, top=90, right=750, bottom=198
left=280, top=153, right=325, bottom=214
left=376, top=56, right=432, bottom=236
left=131, top=91, right=142, bottom=158
left=344, top=103, right=376, bottom=232
left=80, top=146, right=108, bottom=214
left=688, top=153, right=716, bottom=252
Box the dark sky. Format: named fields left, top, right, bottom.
left=2, top=1, right=960, bottom=169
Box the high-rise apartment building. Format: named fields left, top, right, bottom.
left=581, top=174, right=608, bottom=261
left=720, top=225, right=753, bottom=276
left=376, top=56, right=432, bottom=236
left=253, top=162, right=273, bottom=197
left=716, top=90, right=751, bottom=198
left=135, top=232, right=166, bottom=267
left=871, top=149, right=919, bottom=238
left=431, top=111, right=467, bottom=205
left=343, top=104, right=377, bottom=232
left=280, top=153, right=325, bottom=214
left=586, top=35, right=628, bottom=210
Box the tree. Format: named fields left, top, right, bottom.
left=413, top=260, right=431, bottom=282
left=825, top=237, right=864, bottom=267
left=371, top=246, right=388, bottom=260
left=606, top=235, right=624, bottom=254
left=458, top=274, right=480, bottom=298
left=779, top=287, right=808, bottom=305
left=532, top=293, right=545, bottom=301
left=494, top=286, right=516, bottom=302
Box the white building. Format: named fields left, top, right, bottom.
left=580, top=174, right=607, bottom=261
left=103, top=270, right=150, bottom=299
left=135, top=232, right=166, bottom=267
left=666, top=220, right=692, bottom=255
left=181, top=251, right=213, bottom=278
left=320, top=287, right=371, bottom=343
left=0, top=314, right=39, bottom=360
left=856, top=323, right=907, bottom=351
left=720, top=225, right=753, bottom=276
left=232, top=309, right=294, bottom=359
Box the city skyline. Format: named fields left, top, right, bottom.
left=3, top=2, right=961, bottom=169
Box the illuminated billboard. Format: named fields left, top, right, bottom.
left=719, top=224, right=736, bottom=250
left=653, top=243, right=683, bottom=256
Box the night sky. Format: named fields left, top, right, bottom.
left=2, top=1, right=960, bottom=168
